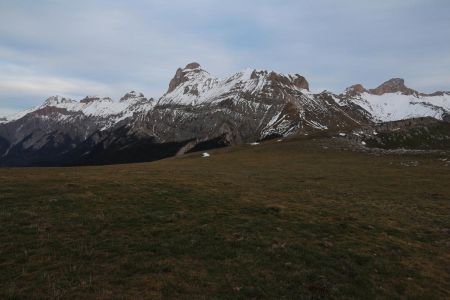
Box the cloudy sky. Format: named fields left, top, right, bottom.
left=1, top=0, right=449, bottom=116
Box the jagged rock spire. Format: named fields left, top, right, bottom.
left=167, top=62, right=205, bottom=94
left=120, top=91, right=146, bottom=102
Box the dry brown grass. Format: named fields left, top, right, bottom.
left=0, top=137, right=449, bottom=299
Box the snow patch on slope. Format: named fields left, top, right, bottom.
left=351, top=92, right=449, bottom=122
left=2, top=93, right=154, bottom=128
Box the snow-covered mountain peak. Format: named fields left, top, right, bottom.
left=43, top=95, right=76, bottom=106
left=160, top=64, right=313, bottom=107
left=340, top=79, right=450, bottom=122
left=80, top=96, right=112, bottom=104
left=166, top=62, right=213, bottom=94
left=120, top=91, right=147, bottom=102
left=161, top=63, right=219, bottom=105
left=348, top=92, right=449, bottom=122
left=233, top=69, right=310, bottom=91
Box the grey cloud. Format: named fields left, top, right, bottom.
left=0, top=0, right=449, bottom=116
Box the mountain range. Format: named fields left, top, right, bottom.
left=1, top=62, right=449, bottom=166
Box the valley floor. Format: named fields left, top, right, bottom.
left=0, top=137, right=449, bottom=299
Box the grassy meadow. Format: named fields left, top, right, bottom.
left=1, top=137, right=449, bottom=299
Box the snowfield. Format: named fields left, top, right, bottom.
left=350, top=92, right=449, bottom=122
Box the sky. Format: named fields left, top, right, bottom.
left=1, top=0, right=450, bottom=116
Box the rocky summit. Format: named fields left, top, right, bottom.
left=0, top=63, right=449, bottom=167
left=368, top=78, right=418, bottom=96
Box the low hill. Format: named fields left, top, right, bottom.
left=365, top=117, right=450, bottom=150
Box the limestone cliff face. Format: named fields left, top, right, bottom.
left=368, top=78, right=417, bottom=96
left=167, top=62, right=203, bottom=94
left=344, top=84, right=367, bottom=97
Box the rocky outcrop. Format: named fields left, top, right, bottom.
left=425, top=91, right=450, bottom=97
left=120, top=91, right=145, bottom=102
left=344, top=84, right=367, bottom=97
left=43, top=95, right=75, bottom=106
left=368, top=78, right=417, bottom=95
left=80, top=96, right=113, bottom=104
left=293, top=75, right=310, bottom=91
left=185, top=62, right=201, bottom=70
left=265, top=71, right=309, bottom=91
left=167, top=62, right=204, bottom=94
left=442, top=113, right=450, bottom=123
